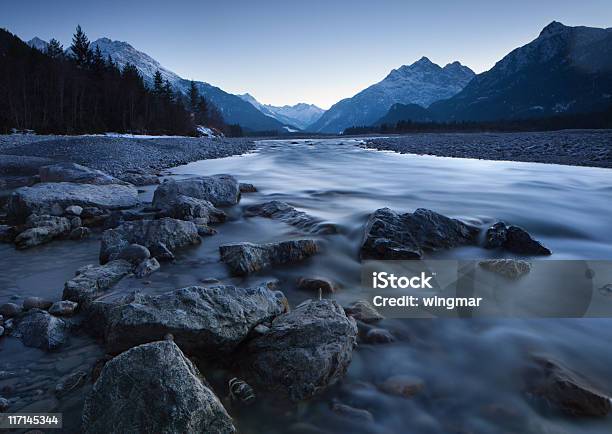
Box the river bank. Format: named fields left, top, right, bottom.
left=363, top=130, right=612, bottom=168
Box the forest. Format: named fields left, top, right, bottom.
left=0, top=26, right=238, bottom=136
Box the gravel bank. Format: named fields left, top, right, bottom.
left=0, top=135, right=255, bottom=176
left=364, top=130, right=612, bottom=169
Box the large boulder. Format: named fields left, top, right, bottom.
left=39, top=162, right=125, bottom=185
left=7, top=182, right=139, bottom=224
left=158, top=194, right=226, bottom=224
left=527, top=357, right=611, bottom=417
left=484, top=222, right=552, bottom=256
left=100, top=218, right=200, bottom=264
left=220, top=240, right=319, bottom=276
left=10, top=309, right=68, bottom=351
left=152, top=175, right=240, bottom=208
left=63, top=260, right=133, bottom=307
left=82, top=340, right=236, bottom=434
left=245, top=201, right=336, bottom=234
left=242, top=299, right=357, bottom=401
left=360, top=208, right=479, bottom=260
left=104, top=285, right=287, bottom=355
left=13, top=214, right=72, bottom=249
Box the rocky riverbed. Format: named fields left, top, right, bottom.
left=364, top=130, right=612, bottom=168
left=1, top=134, right=612, bottom=433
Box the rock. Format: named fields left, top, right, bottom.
left=220, top=240, right=319, bottom=276
left=70, top=216, right=82, bottom=229
left=239, top=183, right=257, bottom=193
left=23, top=297, right=53, bottom=311
left=158, top=194, right=227, bottom=224
left=378, top=375, right=424, bottom=398
left=11, top=310, right=68, bottom=351
left=363, top=328, right=395, bottom=344
left=479, top=259, right=532, bottom=279
left=63, top=260, right=132, bottom=307
left=0, top=303, right=21, bottom=318
left=0, top=396, right=8, bottom=412
left=242, top=299, right=357, bottom=401
left=149, top=242, right=175, bottom=261
left=0, top=326, right=4, bottom=337
left=0, top=314, right=3, bottom=325
left=343, top=300, right=384, bottom=323
left=104, top=284, right=287, bottom=355
left=528, top=357, right=611, bottom=417
left=134, top=258, right=160, bottom=278
left=331, top=402, right=374, bottom=423
left=39, top=162, right=124, bottom=185
left=152, top=175, right=240, bottom=208
left=196, top=223, right=217, bottom=236
left=245, top=201, right=336, bottom=234
left=100, top=218, right=200, bottom=264
left=55, top=370, right=87, bottom=397
left=117, top=244, right=151, bottom=265
left=65, top=205, right=83, bottom=216
left=297, top=277, right=336, bottom=293
left=49, top=301, right=78, bottom=317
left=361, top=208, right=479, bottom=260
left=69, top=226, right=90, bottom=240
left=0, top=154, right=56, bottom=176
left=14, top=215, right=71, bottom=249
left=0, top=225, right=17, bottom=243
left=484, top=222, right=551, bottom=255
left=7, top=182, right=139, bottom=224
left=82, top=341, right=236, bottom=433
left=117, top=172, right=159, bottom=186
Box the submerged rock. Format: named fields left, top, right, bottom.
left=361, top=208, right=479, bottom=260
left=528, top=357, right=611, bottom=417
left=23, top=296, right=53, bottom=311
left=484, top=222, right=551, bottom=255
left=245, top=201, right=336, bottom=234
left=297, top=277, right=336, bottom=293
left=331, top=402, right=375, bottom=423
left=11, top=309, right=68, bottom=351
left=378, top=375, right=424, bottom=398
left=63, top=260, right=133, bottom=307
left=55, top=370, right=88, bottom=397
left=0, top=303, right=21, bottom=318
left=104, top=284, right=287, bottom=355
left=239, top=183, right=257, bottom=193
left=100, top=218, right=200, bottom=264
left=479, top=259, right=532, bottom=279
left=39, top=162, right=124, bottom=185
left=363, top=328, right=395, bottom=344
left=242, top=299, right=357, bottom=401
left=220, top=240, right=319, bottom=276
left=134, top=258, right=160, bottom=278
left=82, top=340, right=236, bottom=433
left=14, top=215, right=71, bottom=249
left=7, top=182, right=139, bottom=224
left=343, top=300, right=384, bottom=323
left=152, top=175, right=240, bottom=208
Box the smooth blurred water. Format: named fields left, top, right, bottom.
left=2, top=138, right=612, bottom=433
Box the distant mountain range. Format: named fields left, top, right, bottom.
left=238, top=94, right=324, bottom=130
left=27, top=21, right=612, bottom=134
left=308, top=57, right=475, bottom=133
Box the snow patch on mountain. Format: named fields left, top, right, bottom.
left=239, top=94, right=324, bottom=130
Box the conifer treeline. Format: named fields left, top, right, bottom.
left=0, top=26, right=236, bottom=136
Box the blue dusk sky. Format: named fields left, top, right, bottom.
left=2, top=0, right=612, bottom=108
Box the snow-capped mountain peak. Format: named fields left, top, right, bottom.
left=238, top=94, right=324, bottom=130
left=27, top=37, right=49, bottom=52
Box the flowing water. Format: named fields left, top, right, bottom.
left=2, top=138, right=612, bottom=433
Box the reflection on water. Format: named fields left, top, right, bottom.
left=2, top=138, right=612, bottom=433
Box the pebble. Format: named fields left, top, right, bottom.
left=0, top=303, right=21, bottom=318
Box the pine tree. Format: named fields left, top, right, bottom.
left=153, top=70, right=164, bottom=95
left=70, top=25, right=91, bottom=66
left=189, top=80, right=199, bottom=113
left=46, top=38, right=64, bottom=59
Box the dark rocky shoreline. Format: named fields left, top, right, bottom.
left=363, top=130, right=612, bottom=169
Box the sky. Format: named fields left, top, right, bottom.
left=2, top=0, right=612, bottom=109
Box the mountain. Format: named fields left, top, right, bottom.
left=430, top=22, right=612, bottom=121
left=375, top=103, right=435, bottom=125
left=87, top=38, right=290, bottom=132
left=238, top=93, right=324, bottom=130
left=27, top=37, right=49, bottom=52
left=308, top=57, right=474, bottom=133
